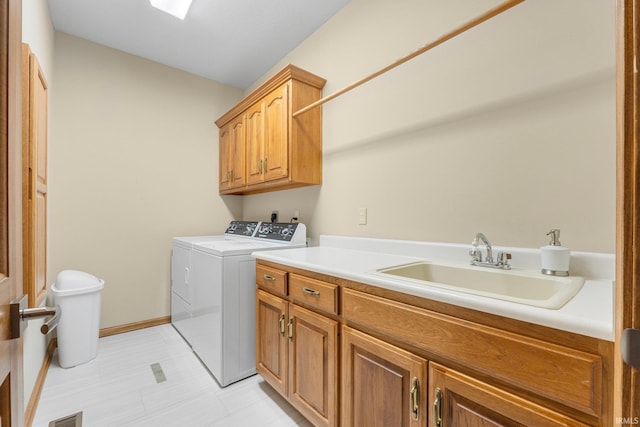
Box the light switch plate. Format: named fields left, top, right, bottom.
left=358, top=207, right=367, bottom=225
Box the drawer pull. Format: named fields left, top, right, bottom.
left=263, top=274, right=276, bottom=281
left=279, top=314, right=285, bottom=336
left=302, top=287, right=320, bottom=297
left=433, top=387, right=443, bottom=427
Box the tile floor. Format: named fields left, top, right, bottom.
left=32, top=324, right=312, bottom=427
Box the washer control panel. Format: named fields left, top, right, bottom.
left=255, top=223, right=303, bottom=243
left=225, top=221, right=260, bottom=237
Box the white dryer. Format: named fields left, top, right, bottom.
left=171, top=221, right=306, bottom=386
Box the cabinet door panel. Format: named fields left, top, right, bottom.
left=219, top=115, right=246, bottom=191
left=229, top=117, right=246, bottom=188
left=289, top=304, right=338, bottom=427
left=256, top=290, right=288, bottom=396
left=246, top=102, right=264, bottom=185
left=342, top=326, right=426, bottom=427
left=218, top=124, right=231, bottom=190
left=263, top=83, right=288, bottom=182
left=429, top=363, right=588, bottom=427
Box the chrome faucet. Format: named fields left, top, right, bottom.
left=469, top=232, right=511, bottom=270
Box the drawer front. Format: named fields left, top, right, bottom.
left=256, top=265, right=288, bottom=296
left=342, top=288, right=602, bottom=418
left=290, top=274, right=339, bottom=315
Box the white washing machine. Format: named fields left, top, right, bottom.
left=171, top=221, right=306, bottom=386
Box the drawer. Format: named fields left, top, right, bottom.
left=256, top=265, right=288, bottom=296
left=289, top=274, right=339, bottom=315
left=342, top=288, right=602, bottom=418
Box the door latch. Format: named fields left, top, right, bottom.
left=10, top=295, right=60, bottom=339
left=621, top=328, right=640, bottom=368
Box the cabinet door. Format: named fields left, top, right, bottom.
left=429, top=363, right=588, bottom=427
left=256, top=289, right=289, bottom=396
left=289, top=304, right=338, bottom=427
left=219, top=115, right=245, bottom=190
left=263, top=83, right=289, bottom=182
left=228, top=115, right=246, bottom=188
left=342, top=326, right=427, bottom=427
left=246, top=101, right=265, bottom=185
left=218, top=123, right=232, bottom=190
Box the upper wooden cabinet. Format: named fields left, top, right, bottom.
left=215, top=65, right=326, bottom=195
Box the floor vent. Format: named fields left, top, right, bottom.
left=48, top=411, right=82, bottom=427
left=151, top=362, right=167, bottom=383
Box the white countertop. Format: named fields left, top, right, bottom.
left=252, top=236, right=615, bottom=341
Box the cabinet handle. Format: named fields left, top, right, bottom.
left=263, top=157, right=268, bottom=173
left=301, top=287, right=320, bottom=297
left=433, top=387, right=443, bottom=427
left=410, top=377, right=420, bottom=421
left=258, top=159, right=263, bottom=174
left=287, top=318, right=293, bottom=341
left=279, top=314, right=285, bottom=336
left=184, top=267, right=189, bottom=285
left=263, top=274, right=276, bottom=282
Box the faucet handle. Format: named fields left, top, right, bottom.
left=469, top=248, right=482, bottom=263
left=497, top=252, right=512, bottom=269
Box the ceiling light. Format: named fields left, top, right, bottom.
left=150, top=0, right=193, bottom=20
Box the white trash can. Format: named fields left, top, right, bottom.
left=51, top=270, right=105, bottom=368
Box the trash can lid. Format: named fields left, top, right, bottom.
left=53, top=270, right=103, bottom=291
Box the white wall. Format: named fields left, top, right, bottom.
left=50, top=33, right=243, bottom=328
left=242, top=0, right=616, bottom=254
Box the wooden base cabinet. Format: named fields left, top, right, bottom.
left=429, top=363, right=587, bottom=427
left=256, top=260, right=613, bottom=427
left=341, top=326, right=427, bottom=427
left=256, top=287, right=339, bottom=427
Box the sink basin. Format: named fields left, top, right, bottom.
left=374, top=262, right=585, bottom=309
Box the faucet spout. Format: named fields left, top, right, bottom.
left=470, top=232, right=510, bottom=270
left=472, top=232, right=493, bottom=263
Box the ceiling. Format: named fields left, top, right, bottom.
left=47, top=0, right=351, bottom=89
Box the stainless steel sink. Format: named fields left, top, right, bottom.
left=374, top=261, right=585, bottom=309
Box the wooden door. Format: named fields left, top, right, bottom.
left=341, top=326, right=426, bottom=427
left=429, top=363, right=585, bottom=427
left=256, top=289, right=288, bottom=397
left=0, top=0, right=25, bottom=425
left=263, top=83, right=289, bottom=182
left=21, top=44, right=47, bottom=308
left=245, top=101, right=264, bottom=185
left=288, top=304, right=338, bottom=427
left=616, top=0, right=640, bottom=420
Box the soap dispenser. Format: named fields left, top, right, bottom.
left=540, top=229, right=570, bottom=276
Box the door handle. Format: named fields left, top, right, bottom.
left=10, top=295, right=60, bottom=338
left=621, top=328, right=640, bottom=368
